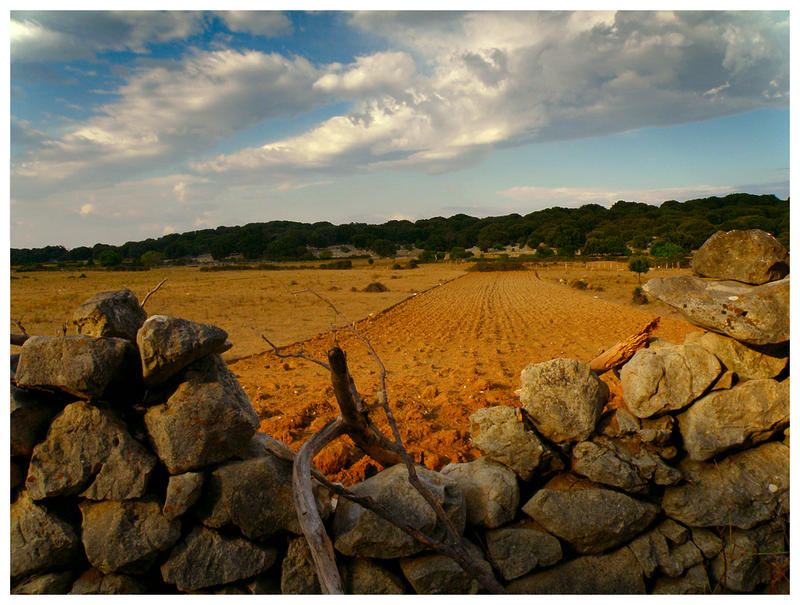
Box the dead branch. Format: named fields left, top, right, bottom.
left=141, top=278, right=167, bottom=309
left=261, top=335, right=331, bottom=372
left=589, top=317, right=660, bottom=374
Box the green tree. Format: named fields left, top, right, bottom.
left=97, top=249, right=122, bottom=267
left=628, top=256, right=650, bottom=283
left=449, top=246, right=473, bottom=260
left=140, top=250, right=163, bottom=267
left=318, top=249, right=333, bottom=260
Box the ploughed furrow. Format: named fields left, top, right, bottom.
left=228, top=271, right=698, bottom=485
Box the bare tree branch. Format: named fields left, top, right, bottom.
left=141, top=278, right=167, bottom=309
left=589, top=317, right=660, bottom=374
left=261, top=335, right=331, bottom=372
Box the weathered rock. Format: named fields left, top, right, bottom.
left=440, top=457, right=519, bottom=528
left=662, top=441, right=789, bottom=529
left=684, top=330, right=788, bottom=380
left=161, top=526, right=278, bottom=592
left=677, top=378, right=789, bottom=460
left=710, top=520, right=787, bottom=592
left=571, top=439, right=648, bottom=493
left=690, top=528, right=723, bottom=559
left=398, top=540, right=493, bottom=594
left=144, top=354, right=258, bottom=474
left=79, top=498, right=181, bottom=574
left=469, top=406, right=562, bottom=481
left=652, top=564, right=710, bottom=594
left=485, top=526, right=563, bottom=581
left=346, top=558, right=406, bottom=594
left=280, top=536, right=321, bottom=594
left=519, top=358, right=608, bottom=442
left=597, top=408, right=640, bottom=438
left=628, top=521, right=703, bottom=578
left=642, top=276, right=789, bottom=346
left=709, top=370, right=737, bottom=391
left=162, top=472, right=204, bottom=520
left=26, top=400, right=156, bottom=500
left=691, top=229, right=789, bottom=285
left=10, top=492, right=81, bottom=579
left=522, top=479, right=660, bottom=554
left=137, top=315, right=231, bottom=385
left=507, top=546, right=645, bottom=594
left=69, top=568, right=148, bottom=594
left=332, top=463, right=466, bottom=558
left=12, top=570, right=75, bottom=594
left=72, top=288, right=147, bottom=341
left=10, top=385, right=60, bottom=457
left=637, top=414, right=676, bottom=446
left=15, top=335, right=141, bottom=399
left=620, top=341, right=721, bottom=418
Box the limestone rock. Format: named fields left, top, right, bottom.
left=69, top=569, right=147, bottom=594
left=15, top=335, right=141, bottom=400
left=26, top=400, right=155, bottom=501
left=628, top=521, right=703, bottom=578
left=684, top=330, right=787, bottom=380
left=12, top=571, right=75, bottom=594
left=469, top=406, right=562, bottom=481
left=710, top=520, right=787, bottom=592
left=144, top=354, right=258, bottom=474
left=507, top=546, right=645, bottom=594
left=10, top=492, right=81, bottom=579
left=137, top=315, right=231, bottom=385
left=597, top=407, right=641, bottom=438
left=280, top=536, right=321, bottom=594
left=691, top=528, right=723, bottom=558
left=72, top=288, right=147, bottom=341
left=10, top=385, right=59, bottom=457
left=519, top=358, right=608, bottom=442
left=162, top=472, right=204, bottom=520
left=677, top=378, right=789, bottom=461
left=620, top=341, right=721, bottom=418
left=522, top=480, right=660, bottom=554
left=485, top=526, right=563, bottom=581
left=662, top=441, right=789, bottom=529
left=440, top=457, right=519, bottom=528
left=161, top=526, right=278, bottom=592
left=398, top=540, right=493, bottom=594
left=79, top=498, right=181, bottom=574
left=652, top=564, right=710, bottom=594
left=642, top=276, right=789, bottom=346
left=332, top=463, right=466, bottom=558
left=691, top=229, right=788, bottom=285
left=346, top=558, right=406, bottom=594
left=571, top=439, right=648, bottom=493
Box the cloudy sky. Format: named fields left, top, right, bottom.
left=9, top=9, right=790, bottom=249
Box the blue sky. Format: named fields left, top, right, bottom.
left=9, top=10, right=790, bottom=249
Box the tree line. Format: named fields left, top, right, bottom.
left=10, top=193, right=789, bottom=267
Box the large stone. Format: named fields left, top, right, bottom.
left=571, top=439, right=648, bottom=493
left=652, top=564, right=710, bottom=594
left=485, top=526, right=563, bottom=581
left=26, top=400, right=156, bottom=500
left=440, top=457, right=519, bottom=528
left=15, top=335, right=141, bottom=400
left=72, top=288, right=147, bottom=341
left=161, top=526, right=278, bottom=592
left=691, top=229, right=788, bottom=285
left=10, top=385, right=60, bottom=457
left=684, top=330, right=787, bottom=380
left=137, top=315, right=230, bottom=385
left=677, top=378, right=789, bottom=461
left=507, top=546, right=645, bottom=594
left=69, top=569, right=148, bottom=594
left=691, top=528, right=723, bottom=559
left=162, top=471, right=204, bottom=520
left=469, top=406, right=562, bottom=481
left=642, top=276, right=789, bottom=346
left=710, top=520, right=787, bottom=592
left=620, top=340, right=721, bottom=418
left=12, top=570, right=75, bottom=594
left=662, top=441, right=789, bottom=529
left=79, top=498, right=181, bottom=574
left=10, top=492, right=81, bottom=580
left=398, top=540, right=493, bottom=594
left=519, top=358, right=608, bottom=442
left=280, top=536, right=321, bottom=594
left=144, top=354, right=258, bottom=474
left=346, top=558, right=406, bottom=594
left=332, top=463, right=466, bottom=558
left=522, top=479, right=660, bottom=554
left=627, top=520, right=703, bottom=578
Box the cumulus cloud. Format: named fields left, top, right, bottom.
left=219, top=11, right=292, bottom=37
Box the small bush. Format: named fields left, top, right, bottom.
left=392, top=263, right=403, bottom=270
left=408, top=259, right=419, bottom=269
left=468, top=259, right=527, bottom=272
left=363, top=282, right=388, bottom=292
left=632, top=286, right=648, bottom=304
left=569, top=279, right=587, bottom=290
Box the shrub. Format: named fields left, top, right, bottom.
left=468, top=259, right=527, bottom=272
left=632, top=286, right=648, bottom=304
left=363, top=282, right=388, bottom=292
left=569, top=279, right=587, bottom=290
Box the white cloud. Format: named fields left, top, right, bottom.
left=79, top=203, right=95, bottom=216
left=219, top=11, right=292, bottom=37
left=313, top=51, right=416, bottom=96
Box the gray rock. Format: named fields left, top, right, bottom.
left=507, top=546, right=645, bottom=594
left=15, top=335, right=141, bottom=399
left=137, top=315, right=231, bottom=386
left=346, top=558, right=406, bottom=594
left=144, top=354, right=258, bottom=474
left=440, top=457, right=519, bottom=528
left=332, top=463, right=466, bottom=558
left=571, top=439, right=648, bottom=493
left=662, top=441, right=789, bottom=529
left=691, top=229, right=789, bottom=284
left=469, top=406, right=562, bottom=481
left=620, top=341, right=721, bottom=418
left=710, top=520, right=787, bottom=592
left=163, top=471, right=204, bottom=520
left=652, top=564, right=710, bottom=594
left=522, top=481, right=660, bottom=554
left=637, top=414, right=676, bottom=447
left=597, top=408, right=641, bottom=438
left=398, top=540, right=493, bottom=594
left=161, top=526, right=278, bottom=592
left=12, top=570, right=75, bottom=594
left=280, top=536, right=321, bottom=594
left=69, top=568, right=147, bottom=594
left=72, top=288, right=147, bottom=341
left=642, top=275, right=789, bottom=346
left=677, top=378, right=789, bottom=461
left=628, top=521, right=703, bottom=578
left=691, top=528, right=723, bottom=558
left=10, top=385, right=60, bottom=457
left=684, top=330, right=787, bottom=380
left=519, top=358, right=608, bottom=442
left=26, top=400, right=156, bottom=500
left=10, top=491, right=80, bottom=579
left=79, top=498, right=181, bottom=574
left=485, top=526, right=562, bottom=581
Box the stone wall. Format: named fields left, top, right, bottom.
left=10, top=229, right=789, bottom=594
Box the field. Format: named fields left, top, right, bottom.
left=10, top=260, right=698, bottom=484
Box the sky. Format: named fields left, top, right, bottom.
left=8, top=9, right=791, bottom=249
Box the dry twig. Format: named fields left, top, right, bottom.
left=141, top=278, right=167, bottom=308
left=589, top=317, right=660, bottom=374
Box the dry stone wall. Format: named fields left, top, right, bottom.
left=10, top=229, right=789, bottom=594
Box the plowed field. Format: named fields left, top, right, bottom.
left=229, top=271, right=699, bottom=485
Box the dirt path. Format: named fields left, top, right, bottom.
left=229, top=271, right=699, bottom=484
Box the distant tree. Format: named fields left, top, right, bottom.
left=536, top=244, right=554, bottom=257
left=140, top=250, right=163, bottom=267
left=97, top=249, right=122, bottom=267
left=368, top=239, right=396, bottom=258
left=449, top=246, right=473, bottom=260
left=318, top=249, right=333, bottom=260
left=628, top=256, right=650, bottom=283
